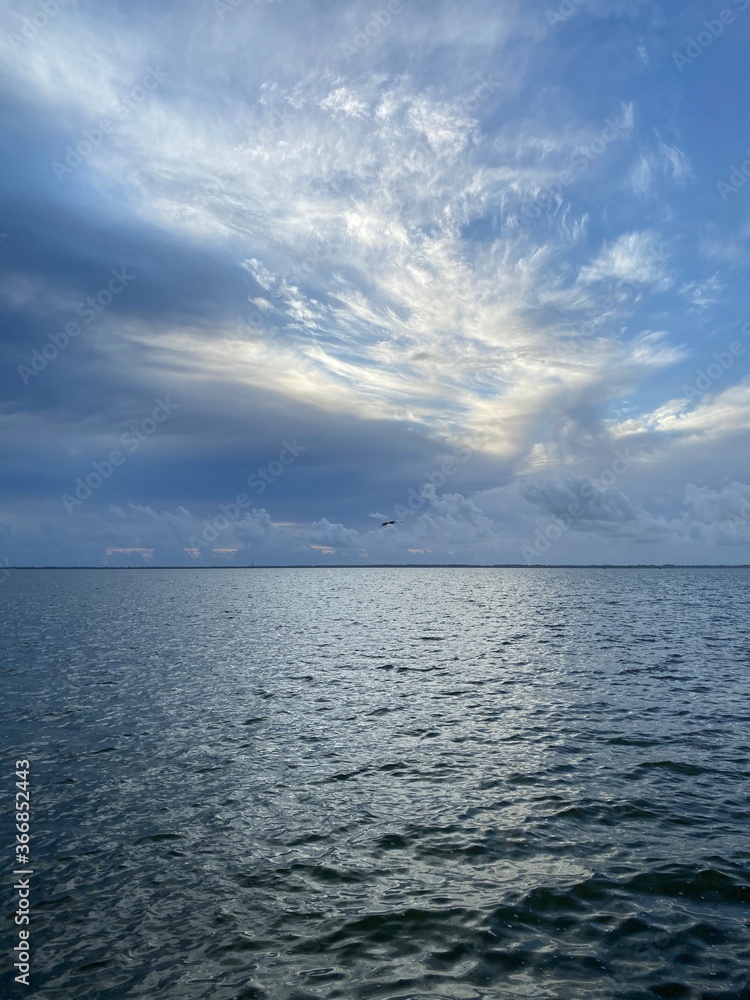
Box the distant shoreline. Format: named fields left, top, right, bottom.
left=5, top=564, right=750, bottom=570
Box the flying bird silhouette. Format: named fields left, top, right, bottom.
left=381, top=520, right=401, bottom=526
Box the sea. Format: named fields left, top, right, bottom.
left=1, top=567, right=749, bottom=999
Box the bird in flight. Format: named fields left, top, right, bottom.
left=381, top=520, right=401, bottom=527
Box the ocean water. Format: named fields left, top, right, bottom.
left=2, top=567, right=750, bottom=1000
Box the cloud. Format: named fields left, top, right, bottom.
left=578, top=231, right=669, bottom=288
left=629, top=154, right=653, bottom=196
left=522, top=477, right=640, bottom=526
left=620, top=379, right=750, bottom=444
left=627, top=132, right=692, bottom=198
left=0, top=0, right=748, bottom=564
left=654, top=130, right=692, bottom=184
left=678, top=276, right=722, bottom=311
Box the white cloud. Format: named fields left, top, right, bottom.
left=678, top=276, right=722, bottom=310
left=654, top=130, right=692, bottom=184
left=579, top=231, right=670, bottom=288
left=629, top=155, right=653, bottom=196
left=3, top=0, right=748, bottom=566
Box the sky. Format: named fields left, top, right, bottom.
left=1, top=0, right=750, bottom=566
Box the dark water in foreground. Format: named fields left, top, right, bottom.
left=2, top=568, right=750, bottom=999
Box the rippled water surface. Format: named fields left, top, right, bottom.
left=2, top=567, right=750, bottom=999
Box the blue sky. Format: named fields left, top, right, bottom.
left=1, top=0, right=750, bottom=566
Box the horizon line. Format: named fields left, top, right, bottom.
left=4, top=564, right=750, bottom=570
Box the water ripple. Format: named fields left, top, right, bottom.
left=1, top=567, right=749, bottom=999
